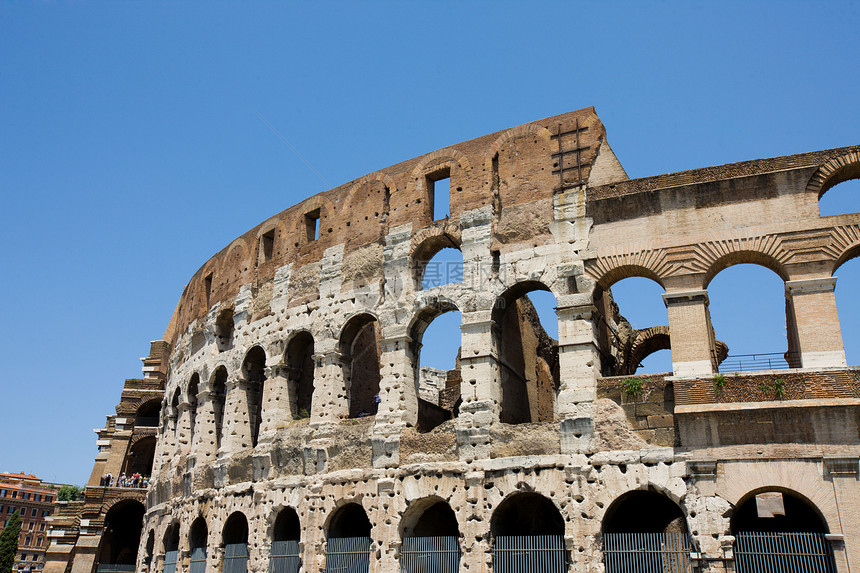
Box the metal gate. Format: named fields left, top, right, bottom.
left=492, top=535, right=567, bottom=573
left=401, top=536, right=460, bottom=573
left=189, top=547, right=207, bottom=573
left=163, top=549, right=179, bottom=573
left=735, top=532, right=836, bottom=573
left=325, top=537, right=371, bottom=573
left=223, top=542, right=249, bottom=573
left=604, top=532, right=693, bottom=573
left=95, top=566, right=135, bottom=573
left=269, top=540, right=301, bottom=573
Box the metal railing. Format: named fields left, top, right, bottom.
left=604, top=532, right=693, bottom=573
left=95, top=566, right=136, bottom=573
left=492, top=535, right=567, bottom=573
left=325, top=537, right=371, bottom=573
left=163, top=550, right=179, bottom=573
left=718, top=352, right=800, bottom=372
left=189, top=547, right=207, bottom=573
left=269, top=540, right=301, bottom=573
left=401, top=536, right=460, bottom=573
left=224, top=543, right=249, bottom=573
left=735, top=531, right=836, bottom=573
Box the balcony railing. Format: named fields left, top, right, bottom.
left=718, top=352, right=800, bottom=373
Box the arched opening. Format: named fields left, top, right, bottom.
left=211, top=367, right=227, bottom=452
left=171, top=389, right=181, bottom=440
left=188, top=517, right=208, bottom=573
left=602, top=490, right=691, bottom=573
left=162, top=523, right=180, bottom=573
left=340, top=315, right=382, bottom=418
left=144, top=530, right=154, bottom=571
left=96, top=500, right=145, bottom=571
left=818, top=173, right=860, bottom=217
left=269, top=508, right=301, bottom=573
left=242, top=346, right=267, bottom=447
left=135, top=400, right=160, bottom=427
left=596, top=276, right=673, bottom=375
left=411, top=304, right=462, bottom=433
left=285, top=332, right=314, bottom=419
left=400, top=499, right=460, bottom=573
left=708, top=263, right=795, bottom=371
left=188, top=374, right=200, bottom=446
left=835, top=254, right=860, bottom=365
left=222, top=512, right=249, bottom=573
left=412, top=234, right=463, bottom=290
left=490, top=493, right=566, bottom=572
left=122, top=436, right=156, bottom=478
left=493, top=283, right=560, bottom=424
left=215, top=308, right=234, bottom=351
left=325, top=503, right=371, bottom=573
left=731, top=490, right=835, bottom=572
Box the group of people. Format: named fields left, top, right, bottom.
left=99, top=472, right=150, bottom=488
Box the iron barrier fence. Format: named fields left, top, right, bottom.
left=189, top=547, right=207, bottom=573
left=492, top=535, right=567, bottom=573
left=718, top=352, right=799, bottom=372
left=603, top=532, right=693, bottom=573
left=95, top=565, right=135, bottom=573
left=269, top=540, right=301, bottom=573
left=162, top=550, right=179, bottom=573
left=400, top=535, right=460, bottom=573
left=734, top=531, right=836, bottom=573
left=325, top=537, right=371, bottom=573
left=223, top=542, right=249, bottom=573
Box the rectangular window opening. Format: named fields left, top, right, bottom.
left=428, top=170, right=451, bottom=221
left=204, top=273, right=213, bottom=307
left=305, top=209, right=320, bottom=242
left=260, top=230, right=275, bottom=262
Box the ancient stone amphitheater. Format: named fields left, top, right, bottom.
left=46, top=108, right=860, bottom=573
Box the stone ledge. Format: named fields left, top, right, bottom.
left=675, top=397, right=860, bottom=414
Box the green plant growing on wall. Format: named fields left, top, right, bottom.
left=773, top=378, right=786, bottom=399
left=713, top=374, right=726, bottom=395
left=0, top=509, right=21, bottom=573
left=621, top=378, right=643, bottom=399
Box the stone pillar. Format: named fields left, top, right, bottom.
left=824, top=457, right=859, bottom=572
left=785, top=277, right=847, bottom=369
left=459, top=471, right=490, bottom=573
left=457, top=312, right=499, bottom=461
left=372, top=333, right=414, bottom=468
left=257, top=365, right=289, bottom=445
left=192, top=390, right=217, bottom=463
left=175, top=401, right=192, bottom=453
left=556, top=303, right=600, bottom=454
left=219, top=375, right=251, bottom=456
left=303, top=350, right=348, bottom=474
left=663, top=290, right=716, bottom=377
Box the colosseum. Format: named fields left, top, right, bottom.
left=45, top=107, right=859, bottom=573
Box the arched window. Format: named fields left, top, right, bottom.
left=602, top=490, right=691, bottom=573
left=162, top=523, right=180, bottom=573
left=400, top=499, right=460, bottom=572
left=731, top=490, right=835, bottom=572
left=123, top=436, right=156, bottom=477
left=340, top=315, right=382, bottom=418
left=242, top=346, right=267, bottom=447
left=171, top=389, right=181, bottom=440
left=96, top=500, right=145, bottom=571
left=412, top=233, right=463, bottom=290
left=411, top=304, right=461, bottom=433
left=135, top=400, right=160, bottom=428
left=269, top=508, right=301, bottom=573
left=222, top=512, right=249, bottom=573
left=493, top=283, right=560, bottom=424
left=143, top=530, right=154, bottom=571
left=188, top=517, right=208, bottom=573
left=326, top=503, right=371, bottom=573
left=211, top=367, right=228, bottom=452
left=285, top=333, right=314, bottom=419
left=188, top=374, right=200, bottom=447
left=818, top=174, right=859, bottom=217
left=490, top=493, right=566, bottom=572
left=597, top=277, right=672, bottom=375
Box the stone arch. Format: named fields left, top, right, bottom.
left=407, top=148, right=473, bottom=222
left=832, top=236, right=860, bottom=274
left=489, top=123, right=554, bottom=156
left=285, top=194, right=337, bottom=246
left=492, top=281, right=560, bottom=424
left=97, top=499, right=145, bottom=568
left=284, top=330, right=315, bottom=419
left=188, top=515, right=208, bottom=551
left=342, top=172, right=396, bottom=235
left=325, top=501, right=372, bottom=539
left=187, top=372, right=200, bottom=446
left=242, top=345, right=267, bottom=448
left=209, top=365, right=229, bottom=452
left=135, top=399, right=161, bottom=427
left=340, top=313, right=382, bottom=418
left=806, top=150, right=860, bottom=199
left=399, top=496, right=460, bottom=539
left=222, top=511, right=249, bottom=545
left=730, top=487, right=830, bottom=534
left=490, top=492, right=565, bottom=537
left=602, top=489, right=688, bottom=534
left=162, top=521, right=180, bottom=554
left=702, top=250, right=790, bottom=289
left=123, top=435, right=156, bottom=476
left=411, top=224, right=463, bottom=289
left=223, top=239, right=252, bottom=284
left=627, top=326, right=672, bottom=372
left=592, top=264, right=667, bottom=292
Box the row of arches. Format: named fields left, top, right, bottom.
left=131, top=486, right=835, bottom=573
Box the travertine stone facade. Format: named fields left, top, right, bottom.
left=66, top=108, right=860, bottom=573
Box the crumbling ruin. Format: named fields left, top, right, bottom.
left=46, top=108, right=860, bottom=573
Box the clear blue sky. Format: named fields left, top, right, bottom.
left=1, top=1, right=858, bottom=485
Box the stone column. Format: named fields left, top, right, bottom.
left=257, top=365, right=289, bottom=445
left=175, top=401, right=192, bottom=453
left=219, top=375, right=251, bottom=456
left=556, top=303, right=600, bottom=454
left=192, top=389, right=217, bottom=464
left=785, top=277, right=847, bottom=369
left=824, top=457, right=859, bottom=572
left=663, top=290, right=716, bottom=377
left=303, top=350, right=348, bottom=474
left=457, top=312, right=499, bottom=461
left=372, top=332, right=414, bottom=468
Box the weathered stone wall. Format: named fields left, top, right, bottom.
left=132, top=110, right=860, bottom=572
